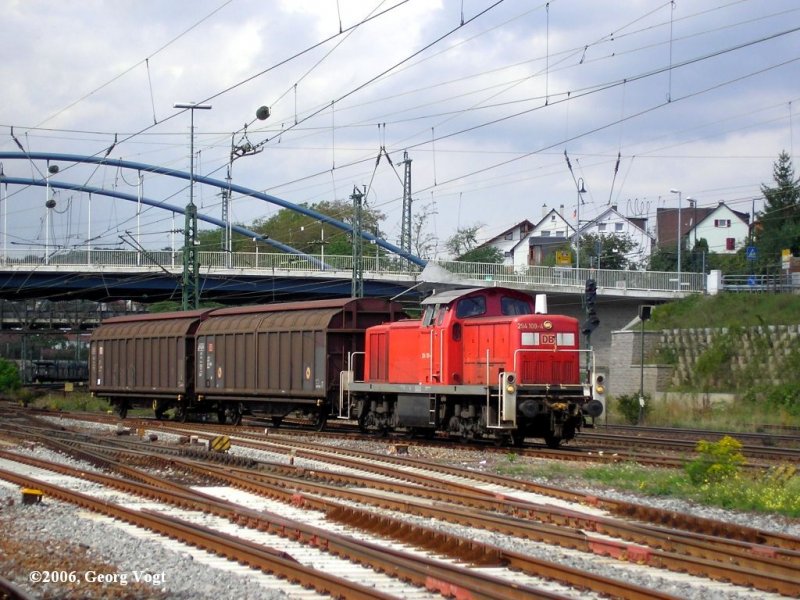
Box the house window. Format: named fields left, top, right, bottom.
left=504, top=231, right=513, bottom=240
left=598, top=223, right=607, bottom=232
left=550, top=215, right=556, bottom=221
left=556, top=230, right=564, bottom=236
left=726, top=237, right=735, bottom=251
left=715, top=219, right=731, bottom=228
left=615, top=222, right=624, bottom=232
left=540, top=230, right=550, bottom=237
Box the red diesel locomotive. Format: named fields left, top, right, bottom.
left=343, top=286, right=604, bottom=447
left=89, top=286, right=604, bottom=447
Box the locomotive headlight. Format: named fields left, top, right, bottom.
left=595, top=384, right=605, bottom=395
left=506, top=384, right=516, bottom=394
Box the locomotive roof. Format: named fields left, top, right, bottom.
left=421, top=287, right=531, bottom=305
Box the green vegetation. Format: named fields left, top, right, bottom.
left=613, top=393, right=650, bottom=424
left=647, top=293, right=800, bottom=330
left=25, top=392, right=112, bottom=413
left=0, top=358, right=21, bottom=394
left=607, top=390, right=796, bottom=431
left=495, top=436, right=800, bottom=517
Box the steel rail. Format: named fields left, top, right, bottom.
left=0, top=467, right=393, bottom=600
left=0, top=452, right=573, bottom=600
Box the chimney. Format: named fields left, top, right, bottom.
left=559, top=204, right=564, bottom=215
left=542, top=204, right=548, bottom=219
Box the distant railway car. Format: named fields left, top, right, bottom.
left=32, top=359, right=89, bottom=384
left=345, top=287, right=604, bottom=447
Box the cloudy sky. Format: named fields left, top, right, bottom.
left=1, top=0, right=798, bottom=260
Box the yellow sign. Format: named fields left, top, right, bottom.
left=210, top=435, right=231, bottom=453
left=555, top=251, right=571, bottom=265
left=782, top=248, right=792, bottom=268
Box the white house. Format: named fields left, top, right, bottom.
left=478, top=220, right=534, bottom=266
left=580, top=205, right=653, bottom=268
left=656, top=201, right=749, bottom=255
left=688, top=202, right=750, bottom=254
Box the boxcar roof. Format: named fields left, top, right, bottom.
left=99, top=308, right=212, bottom=324
left=207, top=297, right=358, bottom=316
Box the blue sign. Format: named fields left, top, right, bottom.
left=748, top=275, right=757, bottom=286
left=746, top=246, right=757, bottom=261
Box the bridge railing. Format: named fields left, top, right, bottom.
left=430, top=260, right=706, bottom=293
left=0, top=248, right=421, bottom=276
left=1, top=248, right=706, bottom=293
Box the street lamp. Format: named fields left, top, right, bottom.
left=670, top=188, right=682, bottom=286
left=174, top=102, right=212, bottom=310
left=576, top=177, right=586, bottom=269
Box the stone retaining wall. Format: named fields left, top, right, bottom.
left=609, top=324, right=800, bottom=397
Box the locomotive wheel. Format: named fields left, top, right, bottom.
left=544, top=435, right=562, bottom=449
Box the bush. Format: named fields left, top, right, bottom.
left=684, top=436, right=745, bottom=485
left=613, top=393, right=650, bottom=424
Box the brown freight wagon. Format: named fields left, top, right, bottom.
left=89, top=298, right=403, bottom=424
left=193, top=297, right=404, bottom=426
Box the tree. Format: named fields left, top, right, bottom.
left=410, top=202, right=439, bottom=260
left=574, top=233, right=637, bottom=269
left=444, top=224, right=481, bottom=258
left=442, top=224, right=504, bottom=263
left=755, top=151, right=800, bottom=269
left=457, top=245, right=504, bottom=263
left=195, top=198, right=386, bottom=257
left=0, top=358, right=21, bottom=394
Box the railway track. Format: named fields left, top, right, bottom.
left=0, top=410, right=797, bottom=598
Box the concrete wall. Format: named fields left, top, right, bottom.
left=608, top=329, right=672, bottom=397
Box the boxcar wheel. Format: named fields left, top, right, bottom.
left=217, top=408, right=227, bottom=424
left=271, top=417, right=283, bottom=428
left=117, top=401, right=128, bottom=420
left=176, top=405, right=189, bottom=423
left=153, top=400, right=166, bottom=421
left=314, top=411, right=328, bottom=432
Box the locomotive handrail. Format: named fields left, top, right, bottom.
left=340, top=351, right=366, bottom=419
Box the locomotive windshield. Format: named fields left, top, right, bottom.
left=456, top=296, right=486, bottom=319
left=501, top=296, right=533, bottom=315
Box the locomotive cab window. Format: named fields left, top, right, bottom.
left=422, top=305, right=436, bottom=327
left=435, top=305, right=448, bottom=325
left=456, top=296, right=486, bottom=319
left=501, top=296, right=532, bottom=315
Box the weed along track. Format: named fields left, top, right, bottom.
left=0, top=410, right=797, bottom=598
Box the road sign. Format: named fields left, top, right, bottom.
left=746, top=246, right=757, bottom=261
left=555, top=251, right=571, bottom=265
